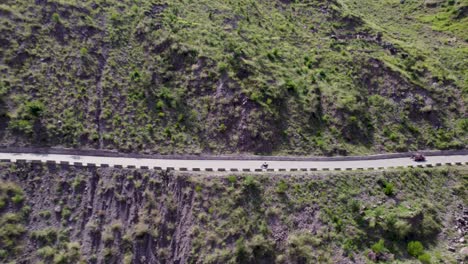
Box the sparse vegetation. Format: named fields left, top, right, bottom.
left=0, top=0, right=465, bottom=155
left=0, top=162, right=466, bottom=263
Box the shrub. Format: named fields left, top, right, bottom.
left=134, top=222, right=150, bottom=238
left=31, top=228, right=58, bottom=246
left=52, top=13, right=60, bottom=23
left=11, top=194, right=24, bottom=204
left=20, top=205, right=31, bottom=218
left=286, top=233, right=321, bottom=262
left=111, top=221, right=123, bottom=232
left=420, top=213, right=441, bottom=238
left=383, top=182, right=395, bottom=196
left=243, top=176, right=258, bottom=190
left=371, top=239, right=387, bottom=254
left=53, top=252, right=68, bottom=264
left=276, top=180, right=288, bottom=194
left=227, top=175, right=237, bottom=185
left=350, top=199, right=361, bottom=213
left=26, top=100, right=45, bottom=117
left=71, top=177, right=84, bottom=191
left=80, top=47, right=88, bottom=56
left=86, top=221, right=99, bottom=234
left=37, top=246, right=56, bottom=258
left=124, top=253, right=133, bottom=264
left=130, top=70, right=141, bottom=82
left=61, top=243, right=80, bottom=263
left=389, top=132, right=399, bottom=142
left=39, top=211, right=52, bottom=219
left=0, top=222, right=26, bottom=253
left=9, top=120, right=33, bottom=134
left=418, top=253, right=431, bottom=264
left=407, top=241, right=424, bottom=257
left=235, top=238, right=250, bottom=263
left=102, top=228, right=114, bottom=244
left=218, top=123, right=226, bottom=132
left=61, top=207, right=71, bottom=220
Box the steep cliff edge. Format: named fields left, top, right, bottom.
left=0, top=164, right=466, bottom=263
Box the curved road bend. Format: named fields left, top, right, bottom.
left=0, top=152, right=467, bottom=171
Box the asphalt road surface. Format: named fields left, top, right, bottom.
left=0, top=152, right=467, bottom=171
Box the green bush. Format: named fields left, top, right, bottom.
left=383, top=182, right=395, bottom=196
left=371, top=239, right=387, bottom=254
left=243, top=176, right=259, bottom=190
left=71, top=177, right=84, bottom=191
left=407, top=241, right=424, bottom=257
left=37, top=246, right=56, bottom=258
left=51, top=13, right=60, bottom=23
left=61, top=207, right=71, bottom=220
left=418, top=253, right=431, bottom=264
left=227, top=175, right=237, bottom=185
left=218, top=123, right=226, bottom=133
left=9, top=120, right=33, bottom=134
left=53, top=252, right=68, bottom=264
left=0, top=218, right=26, bottom=258
left=11, top=194, right=24, bottom=204
left=80, top=47, right=88, bottom=56
left=26, top=100, right=45, bottom=117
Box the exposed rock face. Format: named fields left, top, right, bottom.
left=2, top=164, right=197, bottom=263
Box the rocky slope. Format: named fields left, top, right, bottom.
left=0, top=163, right=466, bottom=263
left=0, top=0, right=467, bottom=155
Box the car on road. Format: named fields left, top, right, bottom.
left=411, top=153, right=426, bottom=162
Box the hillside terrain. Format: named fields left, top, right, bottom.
left=0, top=164, right=466, bottom=263
left=0, top=0, right=467, bottom=155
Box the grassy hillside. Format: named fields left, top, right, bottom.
left=0, top=164, right=466, bottom=263
left=0, top=0, right=467, bottom=155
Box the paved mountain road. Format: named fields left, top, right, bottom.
left=0, top=152, right=467, bottom=172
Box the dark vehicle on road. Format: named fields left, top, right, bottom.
left=261, top=162, right=269, bottom=169
left=411, top=153, right=426, bottom=162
